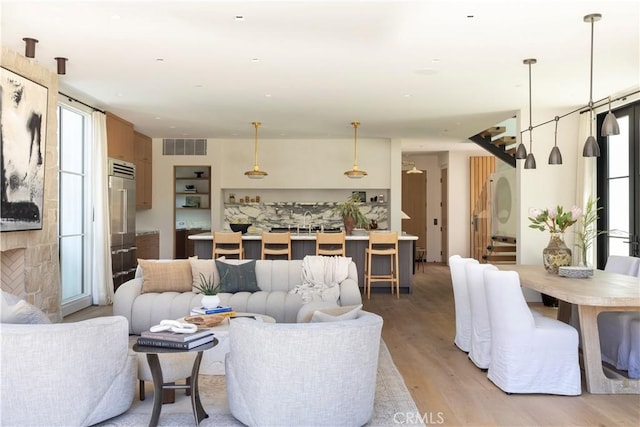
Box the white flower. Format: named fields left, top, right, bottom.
left=547, top=207, right=557, bottom=219
left=570, top=206, right=582, bottom=221
left=529, top=208, right=542, bottom=217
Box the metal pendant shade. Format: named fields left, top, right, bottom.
left=244, top=121, right=268, bottom=179
left=582, top=14, right=602, bottom=157
left=515, top=143, right=527, bottom=159
left=522, top=58, right=537, bottom=169
left=344, top=121, right=367, bottom=178
left=548, top=117, right=563, bottom=165
left=601, top=98, right=620, bottom=136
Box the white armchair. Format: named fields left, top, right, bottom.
left=0, top=316, right=136, bottom=426
left=225, top=311, right=383, bottom=426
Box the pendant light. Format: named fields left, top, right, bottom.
left=582, top=13, right=602, bottom=157
left=601, top=96, right=620, bottom=136
left=523, top=58, right=537, bottom=170
left=548, top=116, right=563, bottom=165
left=244, top=121, right=268, bottom=179
left=344, top=121, right=367, bottom=178
left=403, top=161, right=423, bottom=174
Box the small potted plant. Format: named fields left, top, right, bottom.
left=336, top=194, right=368, bottom=235
left=193, top=273, right=221, bottom=309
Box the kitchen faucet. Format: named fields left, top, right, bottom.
left=302, top=211, right=312, bottom=232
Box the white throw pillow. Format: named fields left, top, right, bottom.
left=1, top=290, right=51, bottom=324
left=310, top=304, right=362, bottom=323
left=189, top=256, right=225, bottom=293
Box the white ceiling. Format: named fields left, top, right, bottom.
left=2, top=0, right=638, bottom=151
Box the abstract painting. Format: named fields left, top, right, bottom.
left=1, top=67, right=48, bottom=231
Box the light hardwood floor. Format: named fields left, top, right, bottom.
left=65, top=263, right=640, bottom=426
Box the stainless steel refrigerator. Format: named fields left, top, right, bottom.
left=108, top=158, right=136, bottom=290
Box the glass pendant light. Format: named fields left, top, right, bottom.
left=344, top=121, right=367, bottom=178
left=548, top=116, right=563, bottom=165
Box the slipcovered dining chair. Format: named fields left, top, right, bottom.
left=484, top=269, right=581, bottom=395
left=465, top=263, right=498, bottom=370
left=598, top=255, right=640, bottom=372
left=628, top=319, right=640, bottom=379
left=448, top=255, right=479, bottom=352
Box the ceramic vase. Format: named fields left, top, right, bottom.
left=201, top=294, right=220, bottom=309
left=542, top=232, right=572, bottom=274
left=343, top=216, right=356, bottom=235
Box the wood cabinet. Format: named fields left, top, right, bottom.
left=134, top=131, right=153, bottom=209
left=136, top=232, right=159, bottom=260
left=106, top=112, right=134, bottom=162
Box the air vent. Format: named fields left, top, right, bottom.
left=108, top=158, right=135, bottom=179
left=163, top=139, right=207, bottom=155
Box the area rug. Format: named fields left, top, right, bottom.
left=98, top=340, right=421, bottom=426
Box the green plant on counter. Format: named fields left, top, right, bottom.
left=335, top=194, right=368, bottom=228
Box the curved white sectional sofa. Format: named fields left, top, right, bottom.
left=114, top=259, right=362, bottom=334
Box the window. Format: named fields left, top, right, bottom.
left=597, top=101, right=640, bottom=267
left=58, top=101, right=93, bottom=315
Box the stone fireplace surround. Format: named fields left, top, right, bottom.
left=1, top=47, right=61, bottom=322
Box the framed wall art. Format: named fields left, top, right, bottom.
left=1, top=67, right=48, bottom=231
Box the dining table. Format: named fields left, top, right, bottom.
left=499, top=264, right=640, bottom=394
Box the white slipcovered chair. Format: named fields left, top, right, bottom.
left=225, top=311, right=383, bottom=426
left=598, top=255, right=640, bottom=372
left=484, top=269, right=581, bottom=395
left=465, top=263, right=498, bottom=370
left=449, top=255, right=479, bottom=352
left=628, top=319, right=640, bottom=379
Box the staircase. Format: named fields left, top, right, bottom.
left=469, top=126, right=517, bottom=168
left=482, top=236, right=516, bottom=264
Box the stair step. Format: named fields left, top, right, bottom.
left=492, top=235, right=516, bottom=244
left=506, top=147, right=516, bottom=155
left=487, top=245, right=516, bottom=253
left=479, top=126, right=506, bottom=138
left=482, top=254, right=517, bottom=263
left=492, top=136, right=516, bottom=146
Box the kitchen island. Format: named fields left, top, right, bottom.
left=189, top=232, right=418, bottom=293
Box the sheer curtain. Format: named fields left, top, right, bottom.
left=91, top=111, right=114, bottom=305
left=574, top=111, right=597, bottom=266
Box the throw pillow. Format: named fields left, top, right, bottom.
left=139, top=259, right=193, bottom=293
left=310, top=304, right=362, bottom=323
left=189, top=256, right=225, bottom=293
left=1, top=290, right=51, bottom=324
left=215, top=259, right=260, bottom=293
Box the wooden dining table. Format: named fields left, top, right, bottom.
left=499, top=264, right=640, bottom=394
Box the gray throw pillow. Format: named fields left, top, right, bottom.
left=215, top=259, right=260, bottom=293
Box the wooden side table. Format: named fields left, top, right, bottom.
left=133, top=339, right=218, bottom=427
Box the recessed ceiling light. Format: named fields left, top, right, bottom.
left=265, top=94, right=272, bottom=98
left=234, top=15, right=245, bottom=21
left=403, top=94, right=412, bottom=98
left=251, top=58, right=260, bottom=63
left=170, top=126, right=176, bottom=129
left=156, top=58, right=164, bottom=62
left=155, top=116, right=161, bottom=120
left=467, top=15, right=475, bottom=18
left=194, top=84, right=203, bottom=88
left=432, top=58, right=440, bottom=63
left=111, top=14, right=121, bottom=20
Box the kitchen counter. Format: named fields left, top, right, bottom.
left=189, top=231, right=418, bottom=293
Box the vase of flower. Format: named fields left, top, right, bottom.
left=542, top=232, right=572, bottom=274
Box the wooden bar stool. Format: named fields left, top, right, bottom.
left=261, top=232, right=291, bottom=260
left=315, top=231, right=346, bottom=256
left=213, top=231, right=244, bottom=259
left=364, top=231, right=399, bottom=299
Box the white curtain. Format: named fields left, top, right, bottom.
left=574, top=111, right=597, bottom=266
left=91, top=111, right=114, bottom=305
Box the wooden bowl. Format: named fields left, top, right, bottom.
left=184, top=314, right=226, bottom=327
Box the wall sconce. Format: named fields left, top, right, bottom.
left=23, top=37, right=38, bottom=58
left=54, top=57, right=68, bottom=75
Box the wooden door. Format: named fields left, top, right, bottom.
left=402, top=169, right=427, bottom=249
left=469, top=156, right=495, bottom=262
left=441, top=168, right=448, bottom=263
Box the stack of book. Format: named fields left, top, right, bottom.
left=190, top=305, right=234, bottom=316
left=137, top=329, right=214, bottom=350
